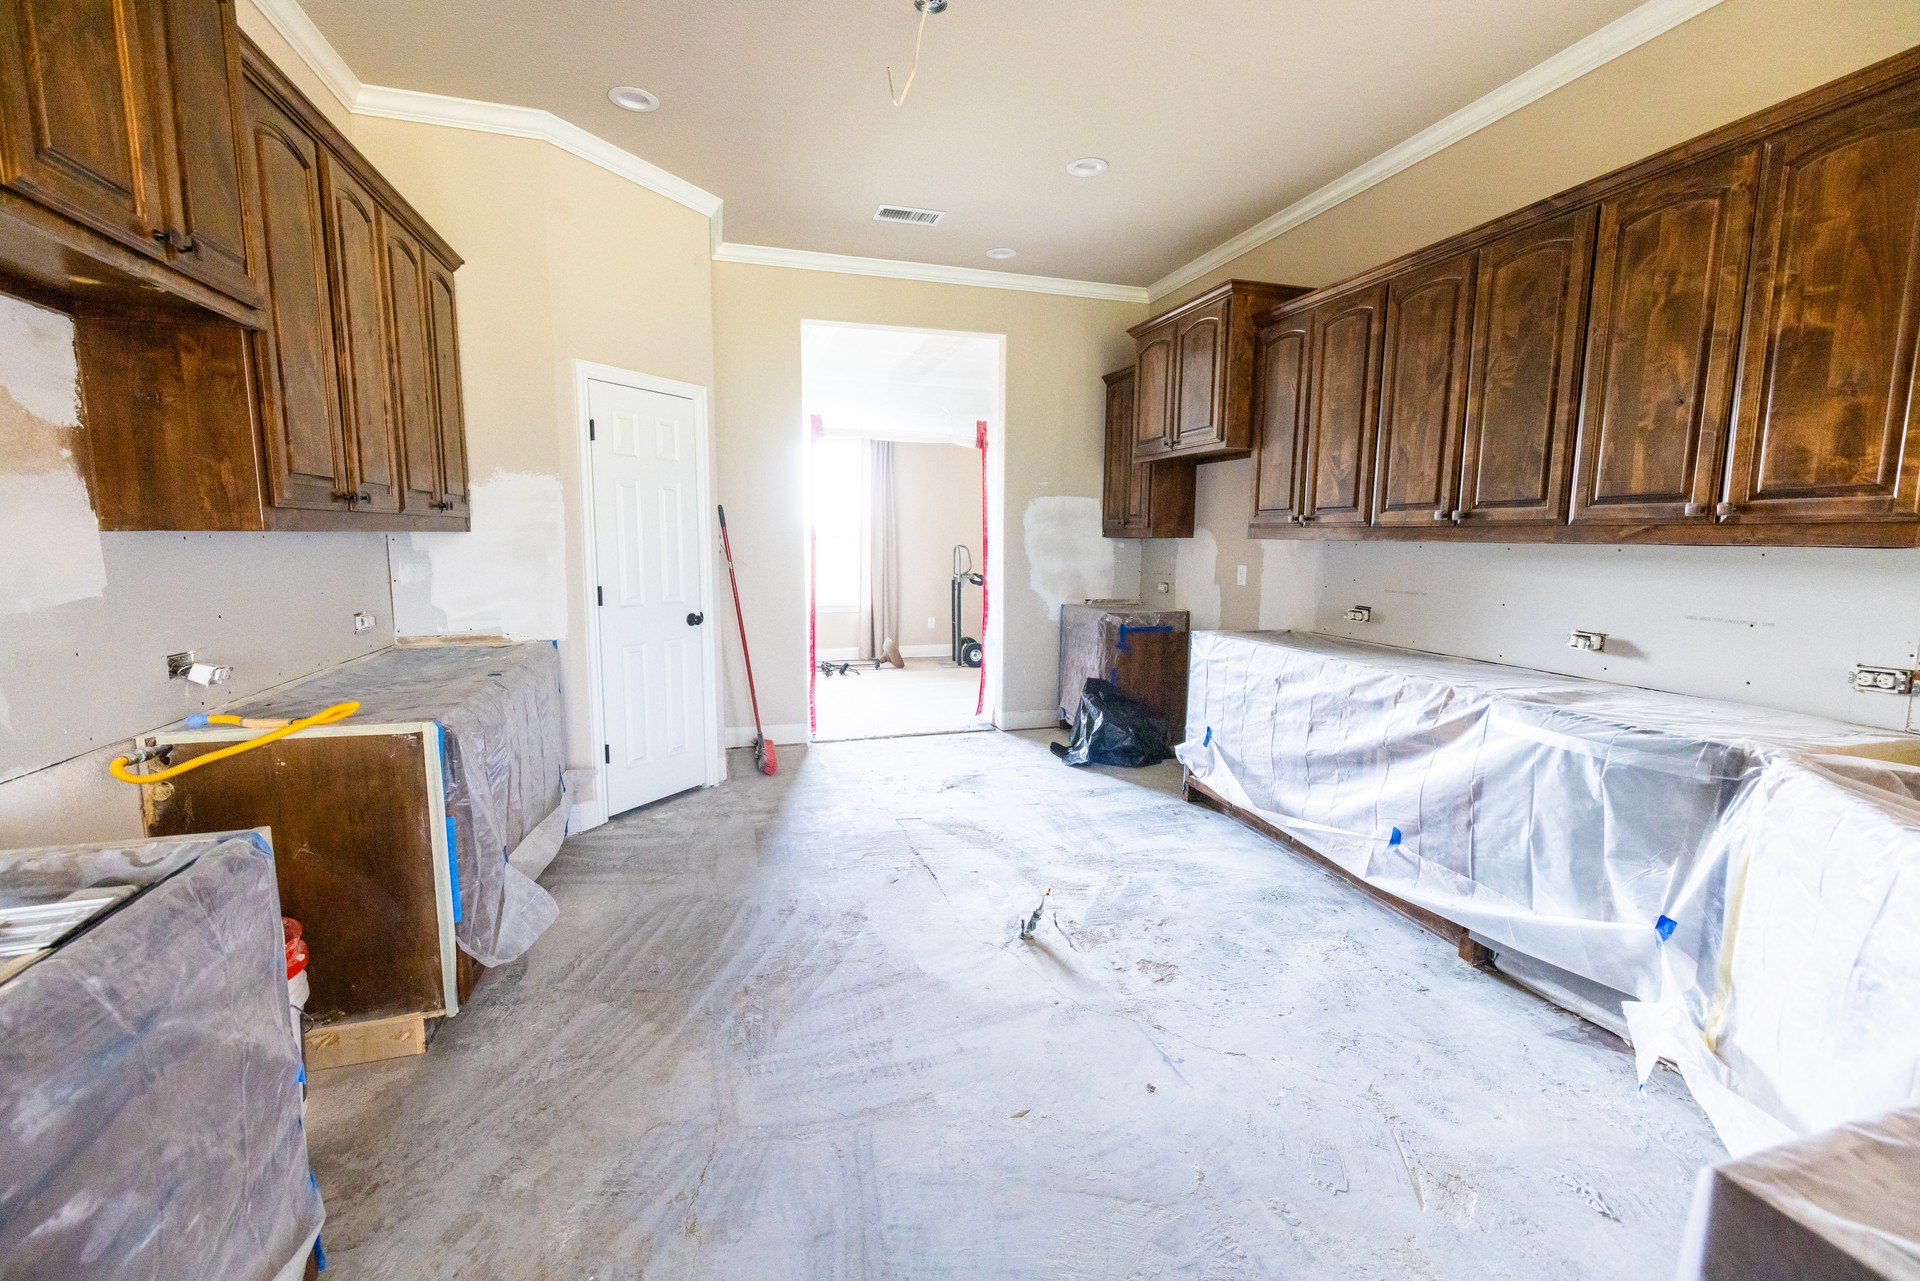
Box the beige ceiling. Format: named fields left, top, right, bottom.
left=297, top=0, right=1645, bottom=286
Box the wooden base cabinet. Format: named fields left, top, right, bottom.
left=1102, top=366, right=1195, bottom=538
left=1244, top=44, right=1920, bottom=549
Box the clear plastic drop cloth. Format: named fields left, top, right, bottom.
left=0, top=831, right=323, bottom=1280
left=1178, top=630, right=1920, bottom=1152
left=227, top=642, right=568, bottom=966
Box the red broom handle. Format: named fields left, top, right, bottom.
left=717, top=506, right=766, bottom=741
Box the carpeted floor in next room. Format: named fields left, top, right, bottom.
left=303, top=730, right=1722, bottom=1280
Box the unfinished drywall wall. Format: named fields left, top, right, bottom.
left=337, top=111, right=716, bottom=778
left=713, top=262, right=1144, bottom=735
left=0, top=292, right=394, bottom=845
left=1150, top=0, right=1920, bottom=733
left=1022, top=496, right=1119, bottom=623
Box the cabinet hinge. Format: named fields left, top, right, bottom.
left=604, top=744, right=611, bottom=764
left=597, top=585, right=604, bottom=606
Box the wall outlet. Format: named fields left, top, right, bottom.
left=1154, top=580, right=1172, bottom=596
left=1851, top=664, right=1915, bottom=695
left=353, top=611, right=375, bottom=634
left=1344, top=606, right=1372, bottom=623
left=928, top=616, right=937, bottom=630
left=166, top=651, right=195, bottom=679
left=1568, top=629, right=1607, bottom=652
left=1236, top=564, right=1248, bottom=587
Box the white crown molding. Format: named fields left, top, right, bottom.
left=354, top=85, right=723, bottom=217
left=713, top=242, right=1150, bottom=304
left=248, top=0, right=363, bottom=109
left=1146, top=0, right=1728, bottom=301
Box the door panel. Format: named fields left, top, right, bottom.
left=1132, top=329, right=1173, bottom=459
left=382, top=216, right=440, bottom=515
left=243, top=81, right=345, bottom=511
left=1250, top=313, right=1311, bottom=532
left=592, top=380, right=712, bottom=814
left=323, top=157, right=397, bottom=513
left=1102, top=368, right=1139, bottom=535
left=426, top=257, right=469, bottom=518
left=1459, top=208, right=1597, bottom=525
left=0, top=0, right=163, bottom=252
left=1301, top=285, right=1386, bottom=527
left=1172, top=303, right=1226, bottom=450
left=1572, top=149, right=1758, bottom=526
left=148, top=0, right=253, bottom=298
left=1727, top=88, right=1920, bottom=525
left=1374, top=252, right=1474, bottom=527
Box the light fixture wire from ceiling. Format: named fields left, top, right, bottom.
left=887, top=0, right=946, bottom=107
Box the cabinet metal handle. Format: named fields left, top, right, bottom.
left=432, top=498, right=456, bottom=511
left=1682, top=502, right=1707, bottom=517
left=357, top=491, right=371, bottom=503
left=330, top=490, right=355, bottom=503
left=1451, top=509, right=1465, bottom=524
left=687, top=612, right=704, bottom=626
left=1715, top=501, right=1739, bottom=520
left=1432, top=509, right=1450, bottom=521
left=152, top=229, right=196, bottom=254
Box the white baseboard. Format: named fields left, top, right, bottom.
left=566, top=799, right=608, bottom=834
left=899, top=643, right=951, bottom=659
left=726, top=723, right=810, bottom=748
left=995, top=709, right=1063, bottom=731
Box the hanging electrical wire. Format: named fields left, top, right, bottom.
left=887, top=0, right=947, bottom=107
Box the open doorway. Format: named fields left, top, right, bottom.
left=802, top=321, right=1002, bottom=742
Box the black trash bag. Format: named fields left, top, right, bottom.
left=1050, top=678, right=1174, bottom=768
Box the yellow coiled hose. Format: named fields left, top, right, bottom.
left=109, top=701, right=360, bottom=785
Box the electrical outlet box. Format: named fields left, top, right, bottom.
left=1154, top=580, right=1172, bottom=596
left=928, top=616, right=937, bottom=630
left=1568, top=630, right=1607, bottom=652
left=1851, top=664, right=1915, bottom=695
left=353, top=611, right=375, bottom=634
left=1344, top=606, right=1372, bottom=623
left=166, top=651, right=194, bottom=680
left=1236, top=564, right=1248, bottom=587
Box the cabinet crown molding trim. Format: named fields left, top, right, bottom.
left=1145, top=0, right=1727, bottom=303
left=712, top=242, right=1152, bottom=304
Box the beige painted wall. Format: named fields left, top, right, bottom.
left=897, top=442, right=985, bottom=654
left=713, top=262, right=1144, bottom=735
left=1141, top=0, right=1920, bottom=728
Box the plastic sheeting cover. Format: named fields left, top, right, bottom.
left=1179, top=630, right=1920, bottom=1153
left=0, top=832, right=323, bottom=1279
left=227, top=643, right=567, bottom=966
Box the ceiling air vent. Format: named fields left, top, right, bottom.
left=874, top=204, right=945, bottom=226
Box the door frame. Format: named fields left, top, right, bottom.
left=574, top=359, right=724, bottom=825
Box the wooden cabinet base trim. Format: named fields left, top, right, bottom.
left=304, top=1013, right=430, bottom=1071
left=1247, top=520, right=1920, bottom=548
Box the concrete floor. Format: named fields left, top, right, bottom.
left=813, top=658, right=990, bottom=741
left=306, top=731, right=1722, bottom=1280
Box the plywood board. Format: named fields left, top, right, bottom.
left=304, top=1013, right=428, bottom=1071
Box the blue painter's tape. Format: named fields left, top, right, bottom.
left=239, top=830, right=274, bottom=859
left=1202, top=726, right=1212, bottom=746
left=1388, top=827, right=1402, bottom=846
left=436, top=724, right=462, bottom=925
left=1655, top=914, right=1678, bottom=942
left=314, top=1235, right=327, bottom=1272
left=186, top=712, right=211, bottom=728
left=296, top=1063, right=305, bottom=1086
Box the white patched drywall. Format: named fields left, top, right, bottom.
left=389, top=471, right=570, bottom=639
left=1022, top=496, right=1116, bottom=620
left=0, top=301, right=106, bottom=616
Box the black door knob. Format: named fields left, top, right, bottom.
left=686, top=612, right=704, bottom=626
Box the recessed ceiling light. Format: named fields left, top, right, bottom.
left=986, top=247, right=1017, bottom=260
left=607, top=86, right=660, bottom=113
left=1066, top=157, right=1108, bottom=178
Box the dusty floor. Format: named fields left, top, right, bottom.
left=306, top=731, right=1722, bottom=1280
left=812, top=658, right=990, bottom=741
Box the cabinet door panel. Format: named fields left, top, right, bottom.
left=1301, top=285, right=1386, bottom=526
left=1728, top=88, right=1920, bottom=525
left=243, top=82, right=345, bottom=511
left=426, top=257, right=469, bottom=517
left=148, top=0, right=253, bottom=299
left=1374, top=253, right=1474, bottom=527
left=1102, top=368, right=1140, bottom=534
left=1132, top=329, right=1174, bottom=459
left=1172, top=301, right=1227, bottom=450
left=1572, top=149, right=1758, bottom=525
left=1459, top=208, right=1596, bottom=525
left=0, top=0, right=163, bottom=250
left=384, top=216, right=440, bottom=514
left=324, top=158, right=398, bottom=513
left=1250, top=313, right=1311, bottom=532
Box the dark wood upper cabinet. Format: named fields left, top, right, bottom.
left=1102, top=366, right=1195, bottom=538
left=1299, top=284, right=1387, bottom=527
left=1374, top=252, right=1475, bottom=528
left=145, top=0, right=256, bottom=302
left=426, top=256, right=470, bottom=518
left=1571, top=148, right=1759, bottom=526
left=244, top=76, right=346, bottom=514
left=384, top=215, right=442, bottom=517
left=324, top=155, right=399, bottom=514
left=1249, top=310, right=1312, bottom=533
left=1457, top=208, right=1596, bottom=527
left=1725, top=81, right=1920, bottom=528
left=0, top=0, right=164, bottom=252
left=1131, top=279, right=1307, bottom=462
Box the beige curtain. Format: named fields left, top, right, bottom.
left=865, top=440, right=904, bottom=667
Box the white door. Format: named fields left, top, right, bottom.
left=590, top=378, right=712, bottom=814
